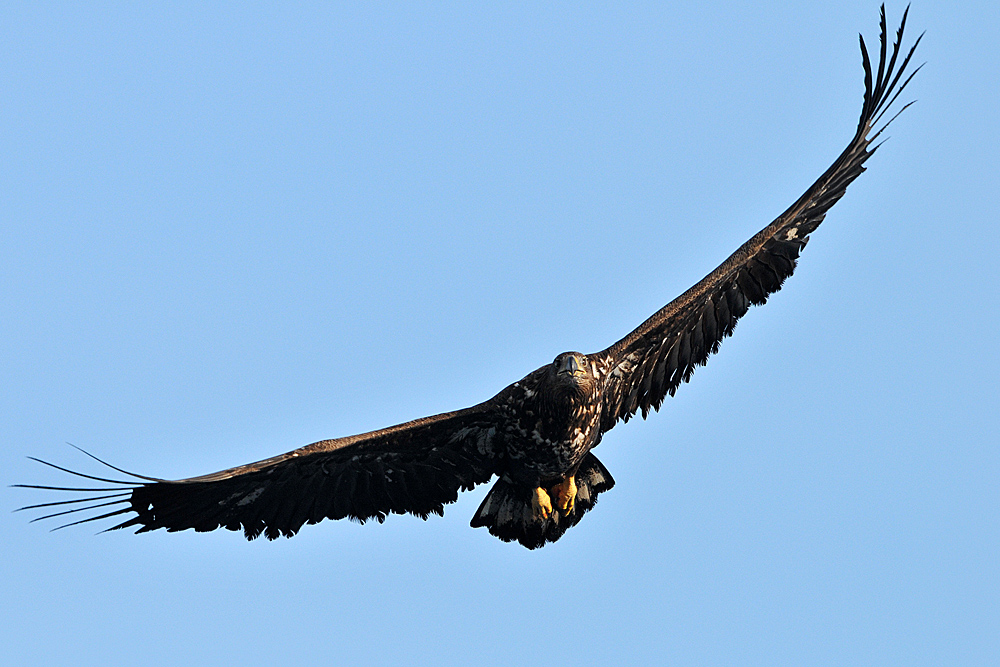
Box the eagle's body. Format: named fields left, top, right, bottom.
left=19, top=7, right=921, bottom=549
left=498, top=353, right=603, bottom=486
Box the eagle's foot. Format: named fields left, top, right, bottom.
left=551, top=475, right=577, bottom=515
left=531, top=486, right=553, bottom=521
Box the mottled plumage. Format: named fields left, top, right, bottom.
left=18, top=8, right=921, bottom=550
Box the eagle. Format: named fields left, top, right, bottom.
left=19, top=7, right=921, bottom=550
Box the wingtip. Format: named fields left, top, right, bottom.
left=66, top=443, right=163, bottom=482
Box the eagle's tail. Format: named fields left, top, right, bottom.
left=470, top=452, right=615, bottom=549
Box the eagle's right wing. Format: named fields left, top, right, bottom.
left=595, top=6, right=921, bottom=431
left=18, top=404, right=504, bottom=540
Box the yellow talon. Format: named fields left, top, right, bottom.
left=531, top=487, right=553, bottom=520
left=551, top=476, right=577, bottom=514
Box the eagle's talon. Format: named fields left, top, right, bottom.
left=531, top=487, right=553, bottom=521
left=551, top=476, right=577, bottom=515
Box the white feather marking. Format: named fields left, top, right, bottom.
left=236, top=487, right=266, bottom=506
left=785, top=227, right=799, bottom=240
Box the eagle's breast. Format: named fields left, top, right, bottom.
left=497, top=368, right=603, bottom=486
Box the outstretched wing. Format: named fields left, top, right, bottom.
left=17, top=405, right=502, bottom=540
left=596, top=6, right=921, bottom=430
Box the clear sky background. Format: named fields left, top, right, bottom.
left=3, top=2, right=997, bottom=665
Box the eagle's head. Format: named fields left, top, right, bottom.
left=546, top=351, right=598, bottom=398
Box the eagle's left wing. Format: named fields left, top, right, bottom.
left=595, top=7, right=920, bottom=432
left=17, top=404, right=503, bottom=540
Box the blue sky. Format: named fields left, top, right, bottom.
left=3, top=2, right=997, bottom=665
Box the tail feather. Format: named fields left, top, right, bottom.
left=470, top=453, right=615, bottom=549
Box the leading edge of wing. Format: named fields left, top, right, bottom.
left=173, top=400, right=497, bottom=484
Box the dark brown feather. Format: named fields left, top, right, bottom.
left=28, top=406, right=503, bottom=540
left=596, top=6, right=920, bottom=430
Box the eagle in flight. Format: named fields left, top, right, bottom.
left=20, top=7, right=921, bottom=549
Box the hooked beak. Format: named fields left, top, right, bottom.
left=557, top=355, right=586, bottom=377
